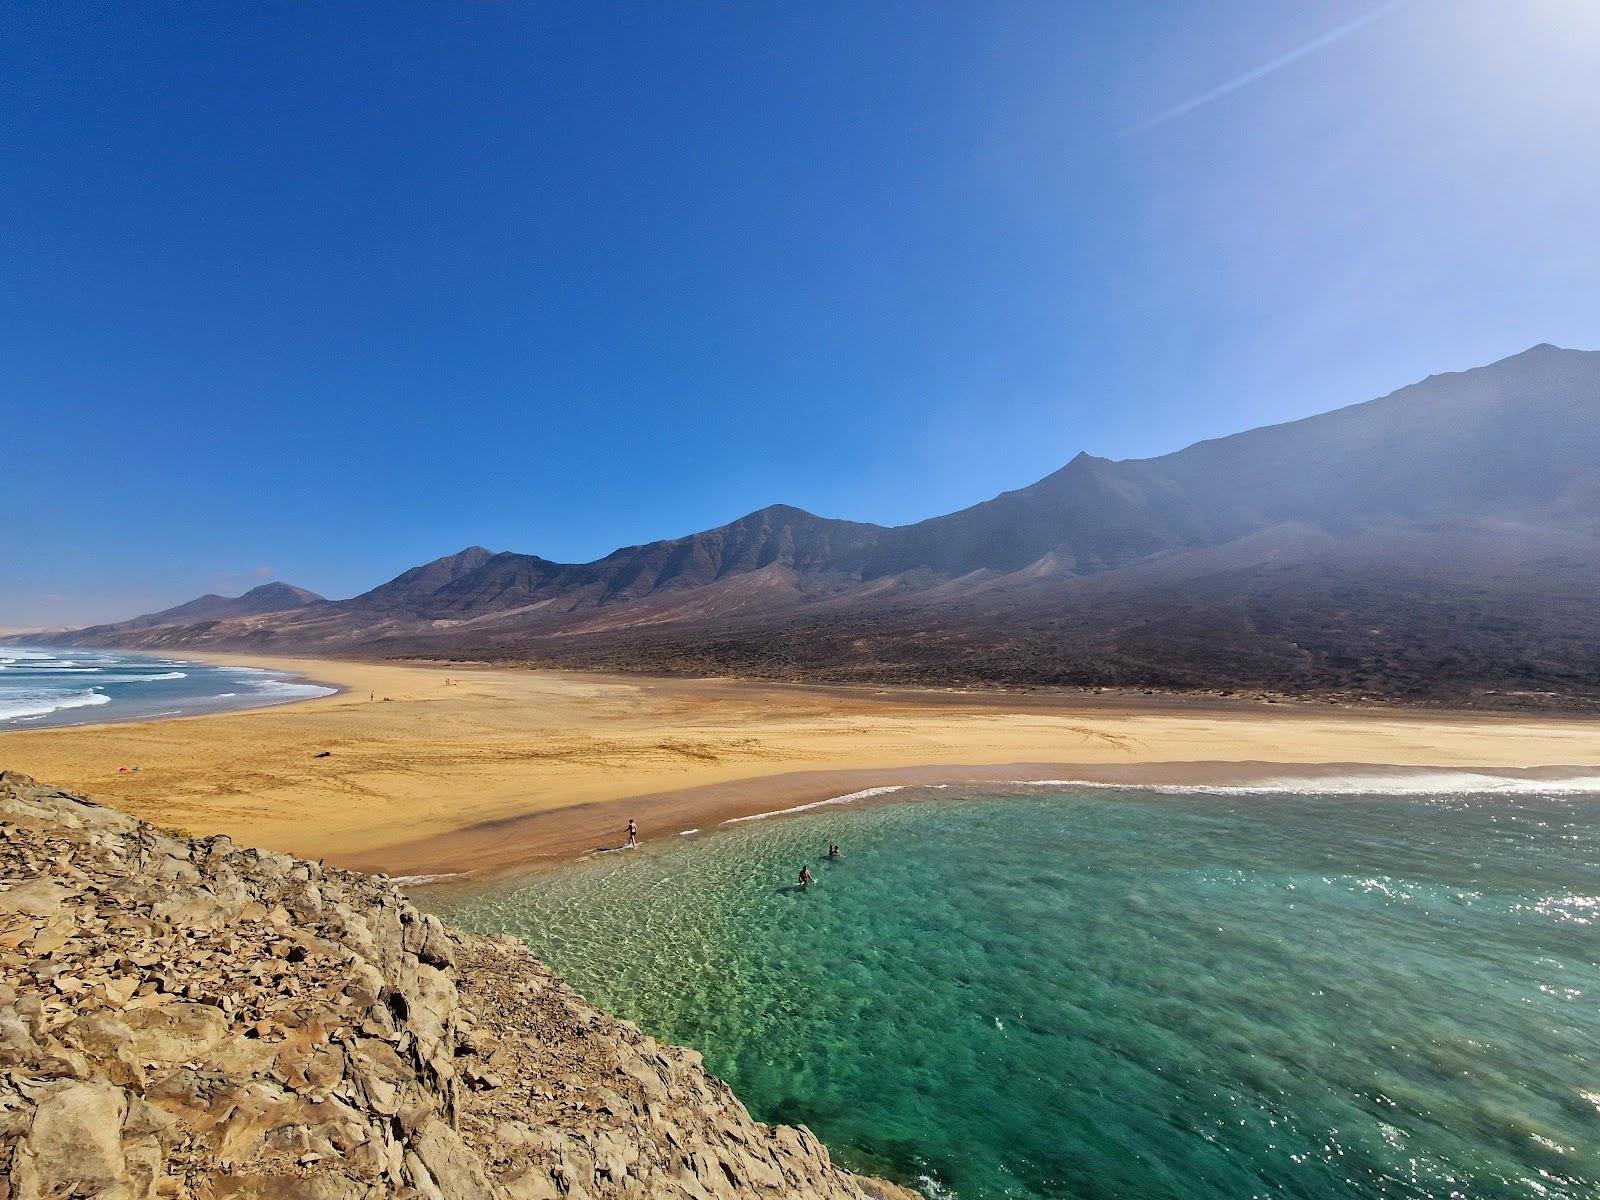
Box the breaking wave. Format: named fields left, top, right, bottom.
left=243, top=680, right=337, bottom=702
left=716, top=770, right=1600, bottom=830
left=0, top=688, right=111, bottom=722
left=0, top=645, right=335, bottom=728
left=723, top=785, right=913, bottom=824
left=90, top=671, right=189, bottom=684
left=1006, top=770, right=1600, bottom=796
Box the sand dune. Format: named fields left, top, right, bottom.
left=3, top=653, right=1598, bottom=878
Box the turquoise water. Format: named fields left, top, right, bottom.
left=0, top=645, right=336, bottom=729
left=428, top=786, right=1600, bottom=1199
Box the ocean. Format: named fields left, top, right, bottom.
left=0, top=644, right=336, bottom=729
left=428, top=783, right=1600, bottom=1200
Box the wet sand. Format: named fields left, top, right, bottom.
left=2, top=653, right=1597, bottom=878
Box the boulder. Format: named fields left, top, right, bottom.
left=9, top=1080, right=129, bottom=1198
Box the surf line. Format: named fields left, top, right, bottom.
left=722, top=785, right=913, bottom=825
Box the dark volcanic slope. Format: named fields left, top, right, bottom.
left=69, top=345, right=1600, bottom=707
left=366, top=505, right=887, bottom=621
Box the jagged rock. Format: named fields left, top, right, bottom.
left=409, top=1117, right=493, bottom=1200
left=400, top=912, right=454, bottom=970
left=71, top=1003, right=230, bottom=1065
left=0, top=773, right=919, bottom=1200
left=0, top=879, right=73, bottom=917
left=9, top=1080, right=129, bottom=1198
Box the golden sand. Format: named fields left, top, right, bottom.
left=3, top=653, right=1597, bottom=876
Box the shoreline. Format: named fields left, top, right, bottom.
left=0, top=642, right=345, bottom=731
left=3, top=772, right=918, bottom=1200
left=3, top=651, right=1598, bottom=879
left=379, top=758, right=1600, bottom=888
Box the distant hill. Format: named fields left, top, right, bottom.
left=91, top=582, right=326, bottom=633
left=68, top=345, right=1600, bottom=708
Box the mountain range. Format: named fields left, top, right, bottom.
left=66, top=344, right=1600, bottom=708
left=108, top=582, right=326, bottom=630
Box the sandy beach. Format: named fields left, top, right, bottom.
left=2, top=652, right=1598, bottom=878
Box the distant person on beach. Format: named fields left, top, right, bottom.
left=627, top=818, right=638, bottom=847
left=799, top=865, right=814, bottom=887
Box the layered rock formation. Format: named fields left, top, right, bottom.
left=0, top=773, right=914, bottom=1200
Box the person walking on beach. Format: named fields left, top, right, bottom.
left=798, top=865, right=814, bottom=888
left=626, top=818, right=638, bottom=848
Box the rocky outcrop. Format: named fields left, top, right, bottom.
left=0, top=772, right=916, bottom=1200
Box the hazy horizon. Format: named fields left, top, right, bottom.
left=6, top=1, right=1600, bottom=625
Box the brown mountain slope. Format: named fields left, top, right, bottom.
left=66, top=345, right=1600, bottom=706
left=479, top=523, right=1600, bottom=707
left=110, top=581, right=325, bottom=631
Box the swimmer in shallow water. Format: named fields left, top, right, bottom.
left=798, top=865, right=814, bottom=887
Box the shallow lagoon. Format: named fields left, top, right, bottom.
left=431, top=785, right=1600, bottom=1199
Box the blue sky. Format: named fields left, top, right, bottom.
left=4, top=1, right=1599, bottom=625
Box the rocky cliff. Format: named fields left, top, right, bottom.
left=0, top=773, right=915, bottom=1200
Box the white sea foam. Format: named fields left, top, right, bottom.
left=245, top=680, right=337, bottom=702
left=391, top=872, right=468, bottom=887
left=0, top=668, right=98, bottom=677
left=0, top=648, right=57, bottom=662
left=0, top=649, right=333, bottom=729
left=90, top=671, right=188, bottom=684
left=723, top=785, right=910, bottom=824
left=713, top=771, right=1600, bottom=828
left=1003, top=771, right=1600, bottom=797
left=0, top=689, right=111, bottom=723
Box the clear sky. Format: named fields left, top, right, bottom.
left=4, top=1, right=1599, bottom=626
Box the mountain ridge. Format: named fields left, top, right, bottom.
left=63, top=344, right=1600, bottom=708
left=113, top=581, right=325, bottom=631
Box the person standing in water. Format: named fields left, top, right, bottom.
left=626, top=818, right=638, bottom=848
left=798, top=865, right=814, bottom=887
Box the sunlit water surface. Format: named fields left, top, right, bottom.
left=428, top=787, right=1600, bottom=1200
left=0, top=644, right=335, bottom=729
